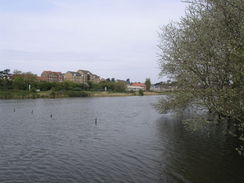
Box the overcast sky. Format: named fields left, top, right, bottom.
left=0, top=0, right=186, bottom=83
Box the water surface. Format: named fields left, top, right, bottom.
left=0, top=96, right=243, bottom=183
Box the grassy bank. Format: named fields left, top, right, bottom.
left=0, top=90, right=89, bottom=99
left=0, top=90, right=168, bottom=99
left=0, top=90, right=42, bottom=99
left=88, top=91, right=166, bottom=97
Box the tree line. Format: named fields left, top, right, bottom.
left=0, top=69, right=128, bottom=92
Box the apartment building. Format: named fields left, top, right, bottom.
left=41, top=71, right=64, bottom=82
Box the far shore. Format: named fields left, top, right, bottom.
left=89, top=91, right=167, bottom=97
left=0, top=90, right=174, bottom=99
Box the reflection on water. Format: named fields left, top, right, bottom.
left=156, top=114, right=244, bottom=183
left=0, top=96, right=243, bottom=183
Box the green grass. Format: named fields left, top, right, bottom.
left=0, top=90, right=40, bottom=99
left=0, top=90, right=172, bottom=99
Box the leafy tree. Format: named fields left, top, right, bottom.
left=12, top=72, right=37, bottom=90
left=138, top=89, right=144, bottom=96
left=88, top=82, right=99, bottom=91
left=0, top=69, right=12, bottom=89
left=0, top=69, right=11, bottom=79
left=37, top=81, right=54, bottom=91
left=12, top=77, right=26, bottom=90
left=126, top=78, right=130, bottom=84
left=13, top=70, right=22, bottom=75
left=145, top=78, right=151, bottom=91
left=113, top=81, right=127, bottom=92
left=158, top=0, right=244, bottom=136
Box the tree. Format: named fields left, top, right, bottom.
left=0, top=69, right=11, bottom=79
left=12, top=72, right=37, bottom=90
left=113, top=81, right=127, bottom=92
left=145, top=78, right=151, bottom=91
left=126, top=78, right=130, bottom=84
left=13, top=70, right=22, bottom=75
left=12, top=77, right=25, bottom=90
left=138, top=89, right=144, bottom=96
left=158, top=0, right=244, bottom=137
left=0, top=69, right=12, bottom=89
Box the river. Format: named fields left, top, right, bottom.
left=0, top=96, right=243, bottom=183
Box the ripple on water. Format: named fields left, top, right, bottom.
left=0, top=97, right=244, bottom=183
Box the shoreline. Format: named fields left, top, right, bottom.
left=0, top=90, right=170, bottom=99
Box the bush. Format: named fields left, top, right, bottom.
left=66, top=91, right=89, bottom=97
left=72, top=87, right=82, bottom=91
left=138, top=89, right=144, bottom=96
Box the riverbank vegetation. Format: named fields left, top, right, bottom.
left=158, top=0, right=243, bottom=142
left=0, top=70, right=164, bottom=99
left=0, top=69, right=129, bottom=92
left=0, top=90, right=165, bottom=99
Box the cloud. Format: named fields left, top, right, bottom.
left=0, top=0, right=186, bottom=82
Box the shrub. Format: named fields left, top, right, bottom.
left=138, top=89, right=144, bottom=96
left=66, top=91, right=89, bottom=97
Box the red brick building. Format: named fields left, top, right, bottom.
left=41, top=71, right=64, bottom=82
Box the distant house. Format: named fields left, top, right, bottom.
left=77, top=70, right=101, bottom=83
left=41, top=71, right=64, bottom=82
left=77, top=70, right=92, bottom=83
left=36, top=76, right=45, bottom=81
left=40, top=69, right=101, bottom=84
left=64, top=70, right=101, bottom=84
left=64, top=71, right=83, bottom=83
left=91, top=74, right=101, bottom=83
left=127, top=82, right=146, bottom=91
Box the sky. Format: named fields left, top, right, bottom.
left=0, top=0, right=186, bottom=83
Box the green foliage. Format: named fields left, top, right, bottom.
left=0, top=79, right=12, bottom=90
left=12, top=77, right=26, bottom=90
left=0, top=91, right=13, bottom=99
left=127, top=90, right=136, bottom=95
left=158, top=0, right=244, bottom=137
left=155, top=92, right=194, bottom=113
left=113, top=81, right=127, bottom=92
left=65, top=91, right=89, bottom=97
left=0, top=69, right=12, bottom=89
left=0, top=90, right=40, bottom=99
left=12, top=72, right=37, bottom=90
left=0, top=69, right=128, bottom=98
left=96, top=80, right=127, bottom=92
left=145, top=78, right=151, bottom=91
left=0, top=69, right=11, bottom=80
left=138, top=89, right=144, bottom=96
left=0, top=68, right=129, bottom=93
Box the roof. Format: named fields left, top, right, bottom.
left=131, top=82, right=145, bottom=87
left=42, top=71, right=62, bottom=75
left=66, top=71, right=81, bottom=76
left=77, top=70, right=90, bottom=74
